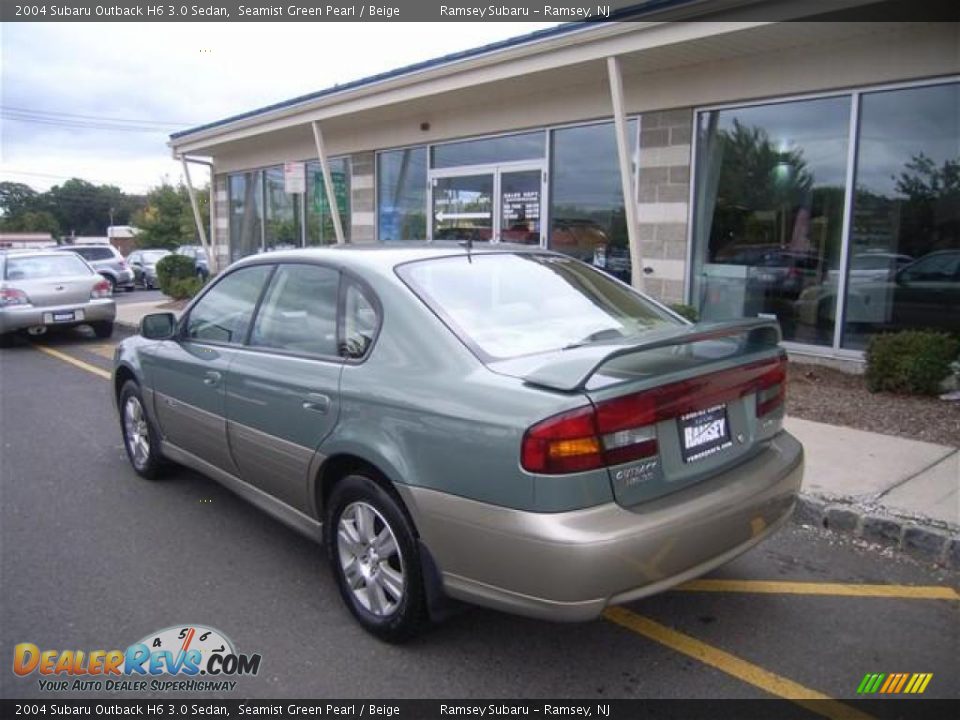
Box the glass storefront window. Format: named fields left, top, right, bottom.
left=432, top=131, right=545, bottom=168
left=841, top=82, right=960, bottom=349
left=691, top=97, right=851, bottom=345
left=263, top=166, right=301, bottom=251
left=228, top=171, right=263, bottom=261
left=306, top=159, right=350, bottom=245
left=377, top=147, right=427, bottom=241
left=549, top=121, right=638, bottom=283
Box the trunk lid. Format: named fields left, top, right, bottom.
left=19, top=274, right=96, bottom=307
left=500, top=319, right=787, bottom=507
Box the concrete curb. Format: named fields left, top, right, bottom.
left=794, top=494, right=960, bottom=568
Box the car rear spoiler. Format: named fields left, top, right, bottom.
left=522, top=318, right=782, bottom=393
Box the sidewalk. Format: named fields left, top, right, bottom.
left=112, top=299, right=959, bottom=565
left=115, top=300, right=179, bottom=329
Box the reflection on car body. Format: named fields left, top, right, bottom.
left=113, top=243, right=802, bottom=641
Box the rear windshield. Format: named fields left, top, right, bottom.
left=142, top=250, right=170, bottom=262
left=4, top=255, right=93, bottom=280
left=398, top=253, right=680, bottom=360
left=63, top=247, right=114, bottom=261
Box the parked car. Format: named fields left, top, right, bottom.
left=175, top=245, right=210, bottom=279
left=55, top=243, right=135, bottom=293
left=128, top=249, right=172, bottom=290
left=1, top=249, right=115, bottom=342
left=825, top=252, right=914, bottom=284
left=113, top=244, right=802, bottom=641
left=795, top=249, right=960, bottom=335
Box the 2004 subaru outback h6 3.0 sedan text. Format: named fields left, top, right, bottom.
left=112, top=244, right=803, bottom=641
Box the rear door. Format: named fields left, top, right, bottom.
left=224, top=263, right=345, bottom=514
left=146, top=264, right=273, bottom=473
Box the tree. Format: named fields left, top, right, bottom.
left=133, top=182, right=209, bottom=250
left=0, top=182, right=39, bottom=218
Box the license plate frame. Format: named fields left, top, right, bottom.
left=679, top=404, right=733, bottom=463
left=44, top=310, right=80, bottom=324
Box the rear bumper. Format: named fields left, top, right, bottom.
left=399, top=431, right=803, bottom=621
left=0, top=299, right=116, bottom=334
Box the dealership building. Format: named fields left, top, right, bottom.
left=169, top=4, right=958, bottom=360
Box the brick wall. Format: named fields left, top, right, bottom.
left=350, top=152, right=375, bottom=243
left=213, top=173, right=230, bottom=271
left=637, top=108, right=692, bottom=304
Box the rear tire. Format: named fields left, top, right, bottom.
left=104, top=275, right=117, bottom=294
left=119, top=380, right=164, bottom=480
left=91, top=321, right=114, bottom=339
left=125, top=286, right=135, bottom=293
left=326, top=474, right=428, bottom=642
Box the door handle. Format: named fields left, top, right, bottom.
left=203, top=371, right=222, bottom=386
left=302, top=393, right=330, bottom=413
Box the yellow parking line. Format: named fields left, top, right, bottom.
left=675, top=579, right=960, bottom=601
left=34, top=345, right=111, bottom=380
left=604, top=607, right=874, bottom=720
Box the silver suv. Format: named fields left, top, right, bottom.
left=56, top=244, right=135, bottom=292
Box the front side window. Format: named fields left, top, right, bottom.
left=398, top=253, right=679, bottom=360
left=691, top=96, right=851, bottom=346
left=184, top=265, right=272, bottom=345
left=250, top=264, right=340, bottom=357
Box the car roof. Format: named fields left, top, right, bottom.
left=230, top=241, right=551, bottom=273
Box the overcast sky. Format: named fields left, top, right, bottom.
left=1, top=22, right=558, bottom=195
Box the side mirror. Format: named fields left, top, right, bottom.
left=140, top=312, right=177, bottom=340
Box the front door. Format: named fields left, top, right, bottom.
left=148, top=264, right=274, bottom=474
left=430, top=162, right=545, bottom=245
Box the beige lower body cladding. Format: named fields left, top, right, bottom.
left=637, top=108, right=692, bottom=305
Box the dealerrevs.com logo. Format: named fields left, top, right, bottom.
left=12, top=625, right=261, bottom=693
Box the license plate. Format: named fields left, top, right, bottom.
left=679, top=404, right=733, bottom=463
left=44, top=310, right=79, bottom=324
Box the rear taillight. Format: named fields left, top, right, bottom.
left=755, top=356, right=787, bottom=418
left=91, top=279, right=112, bottom=299
left=0, top=288, right=30, bottom=307
left=521, top=355, right=787, bottom=475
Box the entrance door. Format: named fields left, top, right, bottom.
left=432, top=174, right=494, bottom=242
left=430, top=162, right=545, bottom=245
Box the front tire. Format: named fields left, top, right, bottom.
left=119, top=381, right=164, bottom=480
left=326, top=474, right=427, bottom=642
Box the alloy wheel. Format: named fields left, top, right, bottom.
left=123, top=395, right=151, bottom=470
left=336, top=501, right=405, bottom=617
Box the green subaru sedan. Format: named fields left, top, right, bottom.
left=113, top=243, right=802, bottom=641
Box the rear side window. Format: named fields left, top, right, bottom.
left=341, top=280, right=379, bottom=359
left=250, top=264, right=340, bottom=357
left=398, top=253, right=679, bottom=360
left=185, top=265, right=272, bottom=345
left=5, top=255, right=93, bottom=280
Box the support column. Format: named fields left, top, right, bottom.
left=607, top=55, right=644, bottom=292
left=180, top=156, right=216, bottom=274
left=311, top=121, right=346, bottom=245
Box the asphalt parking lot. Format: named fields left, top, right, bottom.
left=1, top=328, right=957, bottom=715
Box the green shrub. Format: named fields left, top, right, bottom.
left=865, top=331, right=960, bottom=395
left=669, top=303, right=699, bottom=322
left=166, top=276, right=206, bottom=300
left=156, top=254, right=197, bottom=296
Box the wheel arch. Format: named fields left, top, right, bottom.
left=114, top=363, right=138, bottom=410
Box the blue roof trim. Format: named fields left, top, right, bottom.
left=170, top=1, right=697, bottom=142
